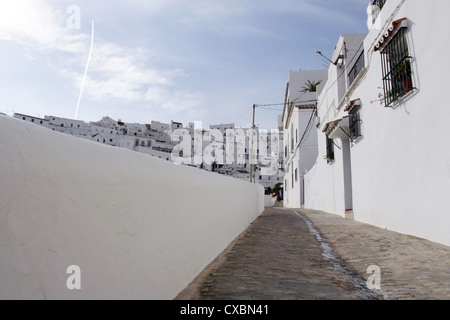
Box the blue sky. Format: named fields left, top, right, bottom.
left=0, top=0, right=370, bottom=129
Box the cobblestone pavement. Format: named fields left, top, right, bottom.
left=177, top=206, right=450, bottom=300
left=299, top=208, right=450, bottom=300
left=177, top=207, right=376, bottom=300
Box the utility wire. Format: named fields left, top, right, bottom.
left=256, top=103, right=286, bottom=107
left=241, top=9, right=368, bottom=146
left=256, top=106, right=284, bottom=112
left=284, top=106, right=317, bottom=168
left=317, top=41, right=364, bottom=111
left=255, top=99, right=318, bottom=110
left=315, top=4, right=369, bottom=111
left=231, top=105, right=254, bottom=126
left=244, top=6, right=369, bottom=168
left=298, top=107, right=317, bottom=147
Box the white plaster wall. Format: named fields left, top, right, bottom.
left=284, top=109, right=302, bottom=209
left=304, top=57, right=347, bottom=216
left=305, top=0, right=450, bottom=246
left=282, top=70, right=326, bottom=209
left=348, top=0, right=450, bottom=246
left=283, top=108, right=319, bottom=209
left=264, top=195, right=276, bottom=207
left=0, top=115, right=264, bottom=299
left=304, top=138, right=346, bottom=216
left=284, top=156, right=301, bottom=208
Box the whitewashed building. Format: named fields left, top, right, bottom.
left=201, top=123, right=283, bottom=190
left=13, top=113, right=49, bottom=128
left=303, top=33, right=367, bottom=217
left=281, top=70, right=328, bottom=208
left=12, top=112, right=282, bottom=190
left=47, top=115, right=91, bottom=138
left=304, top=0, right=450, bottom=246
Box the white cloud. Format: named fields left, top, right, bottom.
left=0, top=0, right=88, bottom=53
left=88, top=43, right=171, bottom=86
left=0, top=0, right=203, bottom=112
left=144, top=86, right=204, bottom=112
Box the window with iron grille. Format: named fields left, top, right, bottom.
left=326, top=136, right=334, bottom=163
left=349, top=106, right=362, bottom=141
left=348, top=51, right=365, bottom=86
left=380, top=27, right=413, bottom=106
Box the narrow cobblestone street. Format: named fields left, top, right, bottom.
left=177, top=206, right=450, bottom=300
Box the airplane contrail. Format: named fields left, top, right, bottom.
left=75, top=20, right=94, bottom=120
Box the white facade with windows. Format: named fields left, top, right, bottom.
left=304, top=0, right=450, bottom=246
left=281, top=70, right=328, bottom=208
left=12, top=112, right=283, bottom=190
left=198, top=123, right=283, bottom=190
left=47, top=116, right=91, bottom=138
left=303, top=33, right=367, bottom=216
left=13, top=113, right=49, bottom=128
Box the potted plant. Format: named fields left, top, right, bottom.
left=393, top=59, right=412, bottom=92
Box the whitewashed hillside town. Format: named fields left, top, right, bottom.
left=13, top=113, right=284, bottom=192
left=5, top=0, right=450, bottom=247
left=281, top=0, right=450, bottom=246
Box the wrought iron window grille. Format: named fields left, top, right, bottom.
left=380, top=27, right=414, bottom=107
